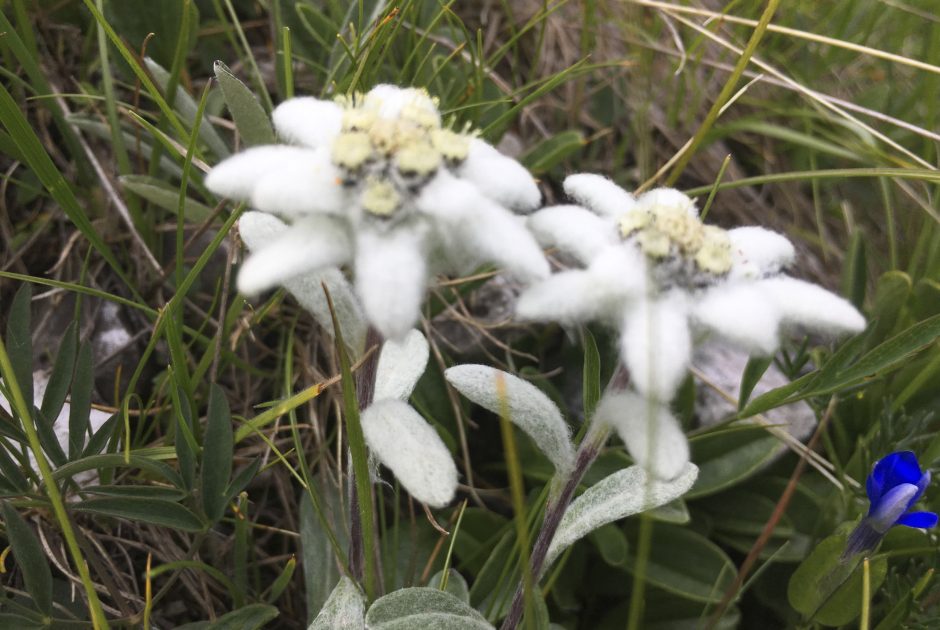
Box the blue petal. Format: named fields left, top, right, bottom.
left=896, top=511, right=939, bottom=529
left=911, top=470, right=932, bottom=507
left=869, top=451, right=922, bottom=502
left=869, top=483, right=919, bottom=533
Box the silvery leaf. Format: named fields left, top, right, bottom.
left=307, top=576, right=365, bottom=630
left=546, top=463, right=699, bottom=566
left=374, top=329, right=429, bottom=401
left=444, top=364, right=574, bottom=473
left=361, top=400, right=457, bottom=508
left=365, top=587, right=493, bottom=629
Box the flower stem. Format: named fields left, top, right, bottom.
left=0, top=335, right=110, bottom=628
left=499, top=423, right=609, bottom=630
left=347, top=327, right=382, bottom=596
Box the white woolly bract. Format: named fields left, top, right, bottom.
left=248, top=147, right=346, bottom=217
left=761, top=276, right=866, bottom=335
left=728, top=226, right=796, bottom=281
left=361, top=400, right=457, bottom=508
left=563, top=173, right=636, bottom=217
left=444, top=364, right=574, bottom=473
left=308, top=576, right=365, bottom=630
left=691, top=282, right=781, bottom=355
left=515, top=247, right=646, bottom=327
left=272, top=97, right=343, bottom=149
left=621, top=293, right=692, bottom=402
left=527, top=205, right=618, bottom=266
left=374, top=329, right=430, bottom=401
left=546, top=463, right=699, bottom=566
left=237, top=215, right=352, bottom=295
left=354, top=226, right=429, bottom=341
left=594, top=391, right=689, bottom=480
left=457, top=138, right=541, bottom=212
left=364, top=85, right=440, bottom=122
left=418, top=171, right=549, bottom=283
left=238, top=212, right=366, bottom=352
left=634, top=187, right=698, bottom=217
left=206, top=145, right=345, bottom=217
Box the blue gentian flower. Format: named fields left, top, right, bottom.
left=843, top=450, right=937, bottom=559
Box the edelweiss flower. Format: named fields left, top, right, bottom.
left=517, top=174, right=865, bottom=478
left=207, top=85, right=549, bottom=340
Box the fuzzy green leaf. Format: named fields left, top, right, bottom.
left=71, top=497, right=204, bottom=532
left=214, top=61, right=275, bottom=147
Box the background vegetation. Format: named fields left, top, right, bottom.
left=1, top=0, right=940, bottom=627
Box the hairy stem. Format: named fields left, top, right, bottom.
left=347, top=327, right=381, bottom=590
left=500, top=424, right=608, bottom=630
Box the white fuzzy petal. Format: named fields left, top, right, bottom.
left=238, top=213, right=366, bottom=349
left=237, top=210, right=287, bottom=247
left=444, top=364, right=574, bottom=473
left=365, top=85, right=440, bottom=122
left=272, top=97, right=343, bottom=148
left=354, top=226, right=429, bottom=341
left=563, top=174, right=636, bottom=217
left=516, top=269, right=626, bottom=326
left=635, top=187, right=698, bottom=217
left=418, top=171, right=548, bottom=282
left=206, top=145, right=301, bottom=200
left=206, top=145, right=346, bottom=217
left=594, top=391, right=690, bottom=480
left=728, top=226, right=796, bottom=281
left=374, top=329, right=430, bottom=401
left=691, top=282, right=782, bottom=355
left=457, top=138, right=541, bottom=212
left=527, top=205, right=619, bottom=266
left=237, top=215, right=352, bottom=295
left=621, top=293, right=692, bottom=401
left=361, top=400, right=457, bottom=507
left=250, top=146, right=346, bottom=217
left=760, top=276, right=866, bottom=335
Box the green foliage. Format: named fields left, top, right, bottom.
left=3, top=0, right=940, bottom=627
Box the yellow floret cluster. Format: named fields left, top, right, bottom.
left=330, top=90, right=472, bottom=217
left=619, top=205, right=732, bottom=275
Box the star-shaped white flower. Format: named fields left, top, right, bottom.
left=207, top=85, right=549, bottom=340
left=517, top=174, right=866, bottom=478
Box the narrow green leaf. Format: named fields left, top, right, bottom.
left=54, top=453, right=182, bottom=488
left=841, top=229, right=867, bottom=310
left=686, top=425, right=780, bottom=499
left=71, top=497, right=204, bottom=532
left=0, top=81, right=133, bottom=291
left=0, top=446, right=28, bottom=491
left=82, top=485, right=188, bottom=500
left=1, top=502, right=52, bottom=615
left=170, top=383, right=197, bottom=490
left=39, top=321, right=77, bottom=427
left=738, top=356, right=772, bottom=411
left=264, top=556, right=296, bottom=603
left=201, top=384, right=233, bottom=523
left=581, top=328, right=601, bottom=418
left=203, top=604, right=278, bottom=630
left=521, top=130, right=585, bottom=174
left=68, top=342, right=94, bottom=459
left=224, top=457, right=261, bottom=505
left=80, top=413, right=118, bottom=458
left=120, top=175, right=214, bottom=222
left=5, top=284, right=33, bottom=412
left=867, top=271, right=912, bottom=344
left=34, top=406, right=66, bottom=467
left=213, top=61, right=275, bottom=147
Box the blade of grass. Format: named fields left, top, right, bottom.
left=0, top=335, right=110, bottom=628
left=664, top=0, right=782, bottom=185
left=0, top=80, right=137, bottom=297
left=325, top=287, right=377, bottom=601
